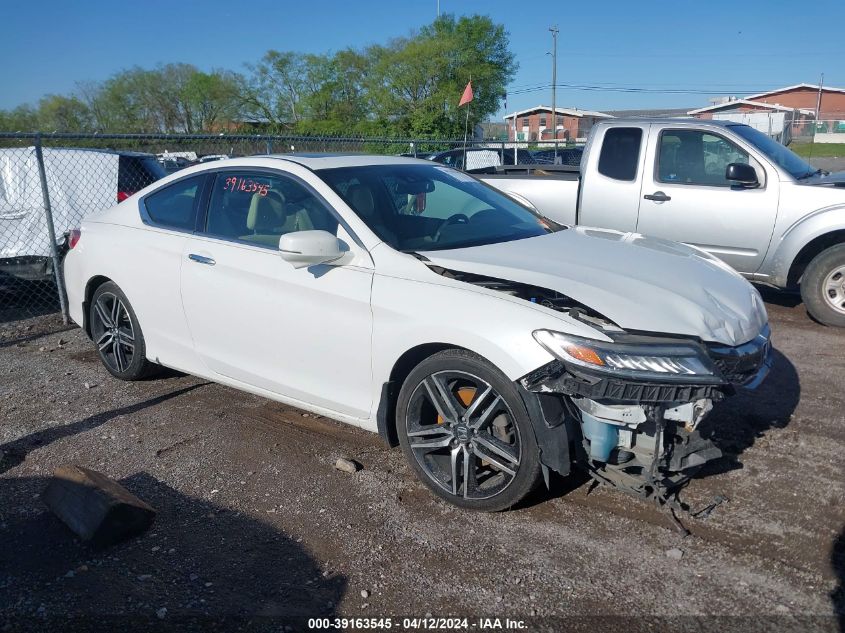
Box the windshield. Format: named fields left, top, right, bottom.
left=317, top=163, right=559, bottom=252
left=728, top=124, right=816, bottom=179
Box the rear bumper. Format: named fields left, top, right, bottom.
left=61, top=249, right=86, bottom=330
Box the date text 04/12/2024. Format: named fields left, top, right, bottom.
left=307, top=617, right=528, bottom=630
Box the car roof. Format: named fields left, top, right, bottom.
left=267, top=153, right=435, bottom=169
left=598, top=117, right=742, bottom=128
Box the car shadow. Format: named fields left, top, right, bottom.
left=0, top=472, right=346, bottom=630
left=695, top=346, right=800, bottom=477
left=754, top=283, right=803, bottom=308
left=0, top=384, right=208, bottom=475
left=518, top=468, right=591, bottom=509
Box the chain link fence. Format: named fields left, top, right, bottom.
left=0, top=132, right=580, bottom=324
left=784, top=118, right=845, bottom=145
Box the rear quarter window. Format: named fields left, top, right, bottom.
left=597, top=127, right=643, bottom=181
left=141, top=175, right=204, bottom=231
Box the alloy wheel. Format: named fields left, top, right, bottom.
left=404, top=370, right=522, bottom=500
left=91, top=292, right=136, bottom=373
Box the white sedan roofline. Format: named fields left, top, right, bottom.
left=267, top=153, right=434, bottom=170
left=155, top=154, right=435, bottom=180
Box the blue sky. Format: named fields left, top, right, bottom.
left=3, top=0, right=844, bottom=119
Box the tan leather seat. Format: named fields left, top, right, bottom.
left=346, top=184, right=396, bottom=244
left=247, top=190, right=286, bottom=234
left=285, top=205, right=314, bottom=232
left=246, top=190, right=314, bottom=237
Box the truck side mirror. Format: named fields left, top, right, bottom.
left=726, top=162, right=759, bottom=187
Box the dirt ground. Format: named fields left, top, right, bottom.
left=1, top=290, right=843, bottom=633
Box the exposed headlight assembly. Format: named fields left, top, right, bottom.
left=532, top=329, right=721, bottom=383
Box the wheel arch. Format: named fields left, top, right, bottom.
left=376, top=342, right=464, bottom=447
left=787, top=229, right=845, bottom=288
left=82, top=275, right=113, bottom=338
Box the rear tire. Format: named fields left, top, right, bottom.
left=89, top=282, right=156, bottom=380
left=801, top=244, right=845, bottom=327
left=396, top=348, right=541, bottom=512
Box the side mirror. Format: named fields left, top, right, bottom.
left=279, top=230, right=346, bottom=269
left=725, top=162, right=759, bottom=187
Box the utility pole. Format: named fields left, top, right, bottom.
left=815, top=72, right=824, bottom=120
left=549, top=26, right=559, bottom=162
left=437, top=0, right=440, bottom=17
left=812, top=73, right=824, bottom=157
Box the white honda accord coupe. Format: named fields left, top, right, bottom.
left=64, top=154, right=771, bottom=511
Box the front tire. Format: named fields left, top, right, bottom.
left=396, top=349, right=541, bottom=511
left=90, top=282, right=155, bottom=380
left=801, top=244, right=845, bottom=327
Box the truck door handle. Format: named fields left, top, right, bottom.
left=644, top=191, right=671, bottom=202
left=188, top=254, right=216, bottom=266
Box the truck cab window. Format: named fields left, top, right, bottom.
left=657, top=130, right=749, bottom=186
left=598, top=127, right=643, bottom=181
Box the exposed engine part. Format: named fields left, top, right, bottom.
left=428, top=266, right=623, bottom=332
left=571, top=397, right=647, bottom=428
left=663, top=400, right=713, bottom=432
left=569, top=397, right=723, bottom=506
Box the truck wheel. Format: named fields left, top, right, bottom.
left=801, top=243, right=845, bottom=327
left=396, top=349, right=542, bottom=512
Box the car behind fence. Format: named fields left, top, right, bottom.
left=0, top=132, right=581, bottom=322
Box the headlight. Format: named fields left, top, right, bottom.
left=532, top=329, right=720, bottom=383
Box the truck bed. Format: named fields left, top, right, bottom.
left=477, top=166, right=580, bottom=225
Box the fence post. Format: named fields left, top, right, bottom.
left=34, top=133, right=70, bottom=325
left=266, top=139, right=273, bottom=155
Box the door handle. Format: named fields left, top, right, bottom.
left=188, top=254, right=216, bottom=266
left=644, top=191, right=671, bottom=202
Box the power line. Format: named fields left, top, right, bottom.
left=505, top=82, right=809, bottom=96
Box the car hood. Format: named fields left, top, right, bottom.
left=420, top=228, right=768, bottom=346
left=800, top=170, right=845, bottom=187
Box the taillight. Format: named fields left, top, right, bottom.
left=117, top=191, right=133, bottom=202
left=68, top=229, right=81, bottom=250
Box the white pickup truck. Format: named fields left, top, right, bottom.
left=480, top=118, right=845, bottom=327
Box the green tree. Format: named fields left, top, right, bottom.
left=0, top=13, right=515, bottom=137
left=0, top=105, right=39, bottom=132
left=77, top=65, right=244, bottom=133
left=369, top=14, right=516, bottom=136
left=243, top=51, right=307, bottom=129
left=296, top=49, right=371, bottom=132
left=81, top=68, right=163, bottom=132
left=35, top=95, right=92, bottom=132
left=180, top=69, right=243, bottom=132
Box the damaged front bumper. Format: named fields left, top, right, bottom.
left=518, top=328, right=772, bottom=502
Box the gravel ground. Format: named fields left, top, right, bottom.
left=0, top=291, right=843, bottom=633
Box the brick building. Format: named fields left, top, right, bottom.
left=688, top=83, right=845, bottom=120
left=503, top=106, right=612, bottom=143
left=746, top=84, right=845, bottom=119
left=687, top=99, right=815, bottom=120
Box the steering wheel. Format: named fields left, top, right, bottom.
left=433, top=213, right=469, bottom=241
